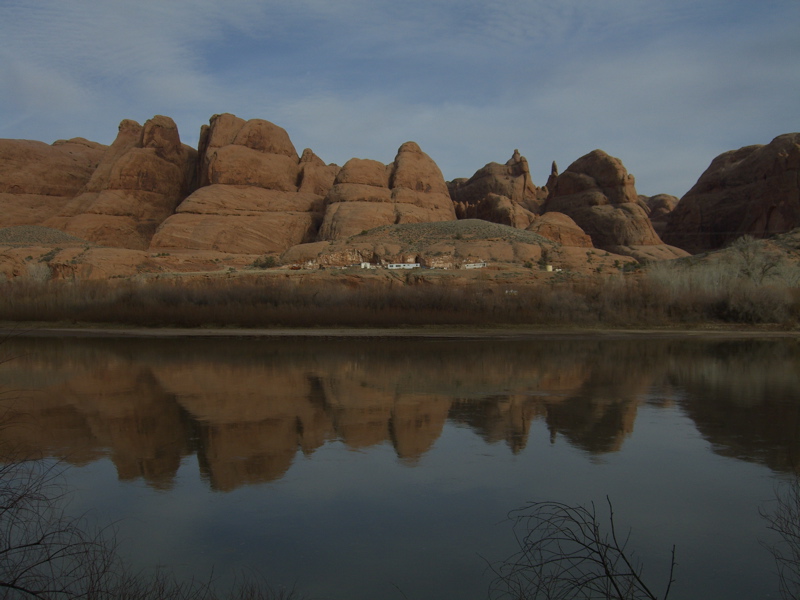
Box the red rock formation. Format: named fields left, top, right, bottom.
left=45, top=117, right=197, bottom=249
left=640, top=193, right=679, bottom=238
left=0, top=138, right=106, bottom=225
left=662, top=133, right=800, bottom=253
left=298, top=148, right=340, bottom=196
left=318, top=142, right=456, bottom=240
left=152, top=114, right=335, bottom=254
left=526, top=212, right=593, bottom=247
left=544, top=150, right=666, bottom=251
left=449, top=150, right=546, bottom=227
left=642, top=194, right=679, bottom=221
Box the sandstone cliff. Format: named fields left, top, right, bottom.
left=45, top=117, right=197, bottom=249
left=448, top=149, right=546, bottom=228
left=1, top=114, right=798, bottom=276
left=151, top=114, right=337, bottom=254
left=0, top=137, right=106, bottom=225
left=544, top=150, right=688, bottom=260
left=317, top=141, right=457, bottom=240
left=662, top=133, right=800, bottom=253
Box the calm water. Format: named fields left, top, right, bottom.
left=1, top=332, right=799, bottom=599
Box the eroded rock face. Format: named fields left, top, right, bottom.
left=298, top=148, right=340, bottom=196
left=0, top=138, right=106, bottom=225
left=197, top=114, right=301, bottom=187
left=152, top=114, right=334, bottom=254
left=544, top=150, right=664, bottom=250
left=317, top=142, right=456, bottom=240
left=45, top=117, right=197, bottom=249
left=662, top=133, right=800, bottom=253
left=640, top=194, right=679, bottom=237
left=526, top=212, right=593, bottom=248
left=150, top=185, right=324, bottom=253
left=449, top=150, right=546, bottom=226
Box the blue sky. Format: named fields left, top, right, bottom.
left=1, top=0, right=798, bottom=197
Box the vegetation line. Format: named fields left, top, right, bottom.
left=1, top=262, right=798, bottom=330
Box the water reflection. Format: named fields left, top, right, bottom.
left=1, top=335, right=799, bottom=490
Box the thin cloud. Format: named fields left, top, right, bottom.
left=0, top=0, right=797, bottom=197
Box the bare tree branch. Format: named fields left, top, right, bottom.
left=488, top=498, right=676, bottom=600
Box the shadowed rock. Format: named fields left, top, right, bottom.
left=526, top=212, right=593, bottom=247
left=544, top=150, right=687, bottom=259
left=449, top=149, right=546, bottom=227
left=662, top=133, right=800, bottom=253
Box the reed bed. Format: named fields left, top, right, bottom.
left=1, top=263, right=798, bottom=328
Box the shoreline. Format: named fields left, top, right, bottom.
left=2, top=322, right=798, bottom=340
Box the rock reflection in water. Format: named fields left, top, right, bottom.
left=1, top=335, right=798, bottom=491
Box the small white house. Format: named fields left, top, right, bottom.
left=360, top=262, right=375, bottom=269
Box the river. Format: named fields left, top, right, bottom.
left=1, top=332, right=798, bottom=599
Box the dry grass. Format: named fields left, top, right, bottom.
left=1, top=259, right=798, bottom=328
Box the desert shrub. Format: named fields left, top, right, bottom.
left=643, top=257, right=799, bottom=324
left=38, top=247, right=62, bottom=264
left=25, top=262, right=52, bottom=283
left=0, top=263, right=797, bottom=328
left=727, top=235, right=782, bottom=285
left=537, top=288, right=593, bottom=323
left=251, top=255, right=278, bottom=269
left=714, top=283, right=794, bottom=324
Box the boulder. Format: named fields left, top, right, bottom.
left=0, top=137, right=106, bottom=225
left=662, top=133, right=800, bottom=253
left=45, top=116, right=197, bottom=249
left=318, top=142, right=456, bottom=240
left=449, top=149, right=546, bottom=223
left=544, top=150, right=664, bottom=251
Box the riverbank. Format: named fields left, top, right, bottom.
left=2, top=322, right=798, bottom=340
left=2, top=256, right=798, bottom=330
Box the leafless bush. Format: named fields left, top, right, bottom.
left=720, top=283, right=794, bottom=324
left=762, top=476, right=800, bottom=600
left=489, top=499, right=675, bottom=600
left=0, top=456, right=116, bottom=598
left=0, top=267, right=797, bottom=328
left=727, top=235, right=782, bottom=285
left=0, top=354, right=306, bottom=600
left=0, top=453, right=309, bottom=599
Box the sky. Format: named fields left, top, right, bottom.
left=1, top=0, right=798, bottom=197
